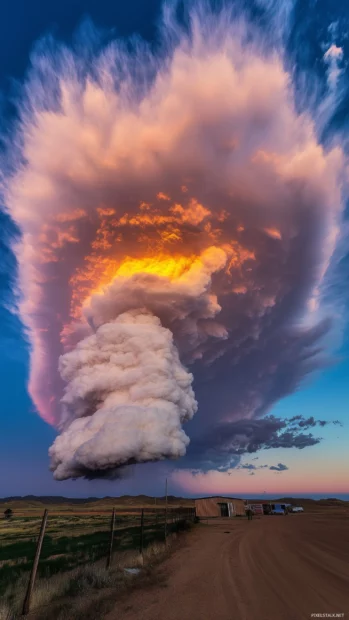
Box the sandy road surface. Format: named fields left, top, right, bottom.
left=108, top=512, right=349, bottom=620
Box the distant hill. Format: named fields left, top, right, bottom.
left=0, top=494, right=194, bottom=508
left=248, top=497, right=349, bottom=507
left=0, top=495, right=97, bottom=505
left=1, top=495, right=348, bottom=509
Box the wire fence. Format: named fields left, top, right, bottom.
left=15, top=506, right=196, bottom=615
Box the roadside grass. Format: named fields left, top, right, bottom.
left=0, top=515, right=170, bottom=596
left=0, top=518, right=192, bottom=620
left=0, top=526, right=190, bottom=620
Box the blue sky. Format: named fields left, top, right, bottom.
left=0, top=0, right=348, bottom=499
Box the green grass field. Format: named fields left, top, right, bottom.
left=0, top=507, right=192, bottom=599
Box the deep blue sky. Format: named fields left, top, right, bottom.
left=0, top=0, right=348, bottom=499
left=0, top=1, right=161, bottom=80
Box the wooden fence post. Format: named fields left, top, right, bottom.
left=139, top=509, right=144, bottom=556
left=164, top=510, right=168, bottom=543
left=22, top=509, right=48, bottom=616
left=106, top=507, right=116, bottom=569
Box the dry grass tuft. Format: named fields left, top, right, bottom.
left=0, top=570, right=71, bottom=619
left=0, top=602, right=14, bottom=620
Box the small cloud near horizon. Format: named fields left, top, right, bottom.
left=269, top=463, right=289, bottom=472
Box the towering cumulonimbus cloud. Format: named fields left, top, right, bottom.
left=51, top=312, right=197, bottom=480
left=51, top=248, right=225, bottom=479
left=1, top=3, right=347, bottom=479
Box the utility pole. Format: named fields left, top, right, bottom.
left=139, top=509, right=144, bottom=556
left=263, top=490, right=271, bottom=515
left=106, top=507, right=116, bottom=569
left=164, top=477, right=168, bottom=543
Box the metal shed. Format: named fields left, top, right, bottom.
left=195, top=496, right=246, bottom=518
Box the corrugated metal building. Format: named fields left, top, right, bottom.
left=195, top=496, right=246, bottom=518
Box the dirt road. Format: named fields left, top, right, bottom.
left=108, top=512, right=349, bottom=620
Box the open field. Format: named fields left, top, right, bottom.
left=0, top=503, right=194, bottom=617
left=0, top=495, right=195, bottom=598
left=0, top=495, right=195, bottom=516
left=0, top=534, right=186, bottom=620
left=107, top=507, right=349, bottom=620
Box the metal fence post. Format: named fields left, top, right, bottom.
left=22, top=509, right=48, bottom=616
left=139, top=509, right=144, bottom=556
left=106, top=507, right=116, bottom=569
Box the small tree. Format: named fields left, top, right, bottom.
left=4, top=508, right=13, bottom=519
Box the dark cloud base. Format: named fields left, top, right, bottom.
left=181, top=415, right=340, bottom=472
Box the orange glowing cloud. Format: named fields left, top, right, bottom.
left=113, top=253, right=198, bottom=281
left=170, top=199, right=211, bottom=226
left=157, top=192, right=171, bottom=201
left=65, top=191, right=255, bottom=321
left=264, top=228, right=282, bottom=240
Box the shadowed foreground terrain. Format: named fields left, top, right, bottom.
left=107, top=509, right=349, bottom=620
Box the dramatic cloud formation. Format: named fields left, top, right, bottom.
left=50, top=311, right=198, bottom=479
left=1, top=2, right=347, bottom=479
left=182, top=414, right=343, bottom=471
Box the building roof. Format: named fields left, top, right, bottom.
left=194, top=496, right=244, bottom=501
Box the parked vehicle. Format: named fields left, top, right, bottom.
left=269, top=503, right=295, bottom=515
left=270, top=503, right=286, bottom=515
